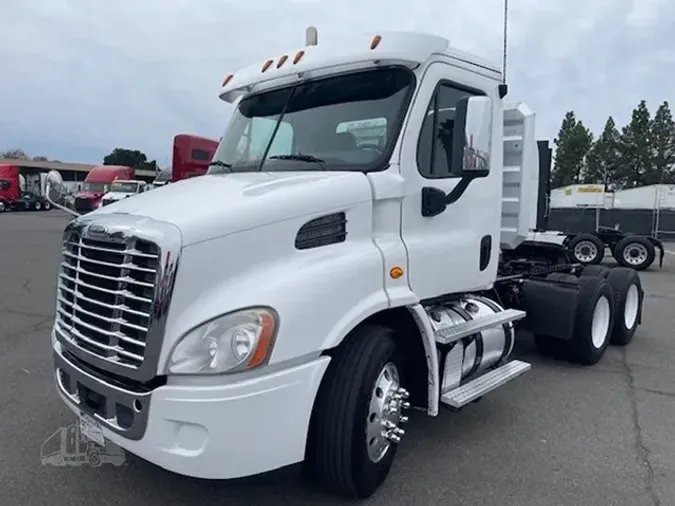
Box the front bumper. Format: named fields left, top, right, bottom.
left=54, top=343, right=331, bottom=479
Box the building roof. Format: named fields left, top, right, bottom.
left=0, top=158, right=156, bottom=178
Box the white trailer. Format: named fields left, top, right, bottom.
left=47, top=30, right=645, bottom=498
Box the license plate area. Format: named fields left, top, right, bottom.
left=79, top=413, right=105, bottom=446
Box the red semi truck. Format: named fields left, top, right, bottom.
left=171, top=134, right=218, bottom=182
left=74, top=165, right=134, bottom=213
left=0, top=164, right=52, bottom=212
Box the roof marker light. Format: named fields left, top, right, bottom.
left=262, top=59, right=273, bottom=72
left=370, top=35, right=382, bottom=50
left=293, top=50, right=305, bottom=64
left=222, top=74, right=234, bottom=86
left=277, top=55, right=288, bottom=68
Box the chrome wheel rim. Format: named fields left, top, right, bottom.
left=365, top=362, right=410, bottom=463
left=623, top=243, right=648, bottom=266
left=574, top=241, right=598, bottom=263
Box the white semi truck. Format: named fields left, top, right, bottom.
left=46, top=29, right=645, bottom=499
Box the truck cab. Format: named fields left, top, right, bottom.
left=49, top=30, right=643, bottom=499
left=0, top=164, right=20, bottom=212
left=99, top=179, right=147, bottom=208
left=74, top=165, right=134, bottom=212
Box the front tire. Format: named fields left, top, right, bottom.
left=568, top=234, right=605, bottom=265
left=306, top=325, right=410, bottom=498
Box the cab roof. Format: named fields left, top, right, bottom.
left=219, top=30, right=500, bottom=103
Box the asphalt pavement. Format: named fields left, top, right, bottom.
left=1, top=210, right=674, bottom=506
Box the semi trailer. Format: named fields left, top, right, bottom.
left=46, top=29, right=645, bottom=499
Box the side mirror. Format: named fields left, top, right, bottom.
left=45, top=170, right=81, bottom=217
left=421, top=95, right=495, bottom=218
left=451, top=96, right=493, bottom=178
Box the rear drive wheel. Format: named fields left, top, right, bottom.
left=546, top=273, right=578, bottom=283
left=0, top=201, right=5, bottom=212
left=34, top=201, right=42, bottom=211
left=306, top=325, right=410, bottom=498
left=580, top=265, right=611, bottom=278
left=606, top=267, right=642, bottom=345
left=567, top=276, right=614, bottom=365
left=614, top=236, right=655, bottom=271
left=43, top=201, right=51, bottom=211
left=568, top=234, right=605, bottom=265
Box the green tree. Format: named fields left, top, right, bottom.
left=551, top=111, right=579, bottom=187
left=583, top=116, right=621, bottom=186
left=649, top=101, right=675, bottom=184
left=103, top=149, right=158, bottom=173
left=552, top=112, right=593, bottom=187
left=571, top=121, right=594, bottom=183
left=0, top=148, right=29, bottom=159
left=617, top=100, right=652, bottom=188
left=103, top=148, right=148, bottom=168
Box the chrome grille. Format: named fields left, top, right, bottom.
left=56, top=230, right=160, bottom=368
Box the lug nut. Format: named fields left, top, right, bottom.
left=397, top=387, right=410, bottom=399
left=401, top=401, right=411, bottom=409
left=394, top=427, right=405, bottom=436
left=382, top=420, right=395, bottom=429
left=389, top=434, right=401, bottom=443
left=399, top=416, right=409, bottom=424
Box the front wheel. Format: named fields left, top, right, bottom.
left=568, top=234, right=605, bottom=265
left=305, top=325, right=410, bottom=498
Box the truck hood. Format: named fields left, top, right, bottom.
left=90, top=172, right=373, bottom=246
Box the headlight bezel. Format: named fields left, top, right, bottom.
left=167, top=306, right=280, bottom=375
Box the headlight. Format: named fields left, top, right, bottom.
left=168, top=307, right=278, bottom=375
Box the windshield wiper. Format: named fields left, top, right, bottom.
left=268, top=154, right=327, bottom=170
left=208, top=160, right=233, bottom=173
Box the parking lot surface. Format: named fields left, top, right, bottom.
left=1, top=211, right=674, bottom=506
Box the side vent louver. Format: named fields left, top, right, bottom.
left=295, top=212, right=347, bottom=250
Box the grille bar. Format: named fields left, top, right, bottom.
left=56, top=228, right=159, bottom=368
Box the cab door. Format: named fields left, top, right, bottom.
left=398, top=61, right=501, bottom=300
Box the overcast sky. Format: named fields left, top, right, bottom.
left=1, top=0, right=673, bottom=166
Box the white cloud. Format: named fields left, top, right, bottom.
left=0, top=0, right=673, bottom=163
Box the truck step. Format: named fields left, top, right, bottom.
left=441, top=360, right=531, bottom=408
left=434, top=309, right=526, bottom=345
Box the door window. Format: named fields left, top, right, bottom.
left=417, top=83, right=479, bottom=179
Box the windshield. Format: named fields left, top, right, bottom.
left=208, top=66, right=414, bottom=174
left=155, top=168, right=171, bottom=183
left=81, top=182, right=107, bottom=193
left=110, top=181, right=139, bottom=193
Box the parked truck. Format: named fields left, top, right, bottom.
left=171, top=134, right=218, bottom=182
left=74, top=165, right=134, bottom=213
left=0, top=164, right=52, bottom=212
left=99, top=179, right=148, bottom=208
left=46, top=30, right=645, bottom=499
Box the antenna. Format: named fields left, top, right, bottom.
left=498, top=0, right=509, bottom=98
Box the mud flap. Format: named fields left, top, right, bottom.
left=518, top=279, right=579, bottom=340
left=647, top=237, right=665, bottom=268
